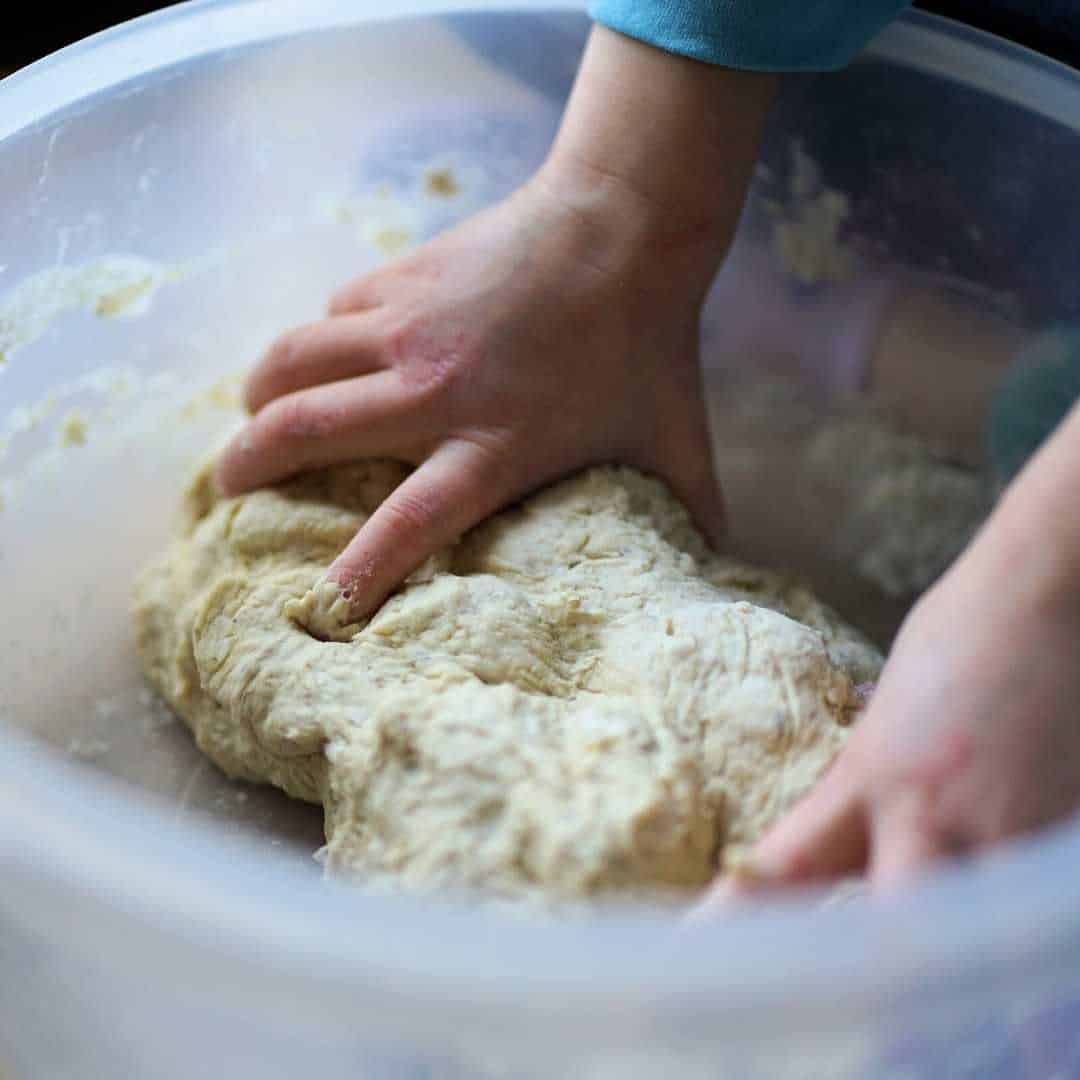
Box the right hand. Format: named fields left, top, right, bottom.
left=215, top=27, right=776, bottom=621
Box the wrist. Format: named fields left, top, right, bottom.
left=540, top=25, right=777, bottom=288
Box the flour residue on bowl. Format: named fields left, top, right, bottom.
left=317, top=158, right=480, bottom=259
left=0, top=367, right=244, bottom=517
left=0, top=255, right=168, bottom=366
left=424, top=166, right=461, bottom=198
left=317, top=185, right=420, bottom=258
left=760, top=142, right=859, bottom=286
left=59, top=408, right=90, bottom=447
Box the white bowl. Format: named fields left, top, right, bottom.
left=3, top=4, right=1080, bottom=1076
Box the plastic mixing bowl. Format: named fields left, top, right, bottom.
left=3, top=3, right=1080, bottom=1077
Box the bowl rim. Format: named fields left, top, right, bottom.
left=4, top=729, right=1080, bottom=1027
left=3, top=1, right=1080, bottom=141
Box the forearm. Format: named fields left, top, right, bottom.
left=539, top=25, right=777, bottom=287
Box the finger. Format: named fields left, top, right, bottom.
left=748, top=755, right=870, bottom=885
left=245, top=315, right=388, bottom=414
left=328, top=274, right=385, bottom=317
left=692, top=754, right=868, bottom=919
left=215, top=372, right=425, bottom=495
left=868, top=789, right=949, bottom=892
left=327, top=437, right=511, bottom=617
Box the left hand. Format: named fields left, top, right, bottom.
left=697, top=453, right=1080, bottom=910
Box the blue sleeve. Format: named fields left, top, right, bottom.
left=588, top=1, right=911, bottom=72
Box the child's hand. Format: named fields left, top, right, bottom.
left=698, top=403, right=1080, bottom=909
left=216, top=26, right=776, bottom=619
left=216, top=172, right=723, bottom=614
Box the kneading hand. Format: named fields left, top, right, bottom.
left=216, top=27, right=776, bottom=620
left=216, top=175, right=722, bottom=618
left=698, top=400, right=1080, bottom=909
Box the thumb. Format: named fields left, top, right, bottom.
left=654, top=391, right=727, bottom=548
left=692, top=752, right=869, bottom=918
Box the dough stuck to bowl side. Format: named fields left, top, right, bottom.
left=133, top=461, right=881, bottom=907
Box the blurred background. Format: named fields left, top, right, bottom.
left=3, top=1, right=1080, bottom=76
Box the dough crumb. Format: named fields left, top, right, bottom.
left=425, top=167, right=460, bottom=198
left=60, top=409, right=89, bottom=447
left=95, top=275, right=155, bottom=318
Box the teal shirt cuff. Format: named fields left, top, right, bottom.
left=588, top=1, right=911, bottom=71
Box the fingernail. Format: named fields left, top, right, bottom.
left=685, top=880, right=743, bottom=924
left=328, top=558, right=378, bottom=607
left=683, top=850, right=772, bottom=924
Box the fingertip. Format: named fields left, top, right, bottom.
left=323, top=440, right=508, bottom=621
left=240, top=382, right=263, bottom=418
left=244, top=328, right=298, bottom=414
left=242, top=327, right=304, bottom=416
left=687, top=849, right=781, bottom=922
left=242, top=364, right=270, bottom=415
left=326, top=555, right=379, bottom=616
left=213, top=427, right=256, bottom=496
left=743, top=765, right=869, bottom=887
left=212, top=459, right=239, bottom=498
left=326, top=292, right=350, bottom=318
left=327, top=279, right=380, bottom=317
left=685, top=878, right=746, bottom=924
left=285, top=575, right=361, bottom=643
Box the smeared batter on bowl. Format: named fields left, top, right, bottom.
left=133, top=462, right=880, bottom=905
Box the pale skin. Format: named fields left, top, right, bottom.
left=703, top=398, right=1080, bottom=909
left=216, top=25, right=1080, bottom=902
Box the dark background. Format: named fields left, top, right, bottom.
left=3, top=2, right=1080, bottom=75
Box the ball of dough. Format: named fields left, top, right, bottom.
left=133, top=462, right=880, bottom=906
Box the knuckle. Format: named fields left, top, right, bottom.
left=263, top=395, right=330, bottom=444
left=381, top=487, right=442, bottom=537
left=456, top=430, right=513, bottom=487
left=327, top=290, right=350, bottom=316
left=384, top=317, right=472, bottom=398
left=328, top=285, right=365, bottom=317
left=329, top=274, right=377, bottom=316
left=456, top=435, right=516, bottom=506
left=280, top=324, right=320, bottom=367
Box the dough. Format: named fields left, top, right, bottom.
left=134, top=462, right=881, bottom=906
left=806, top=413, right=989, bottom=596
